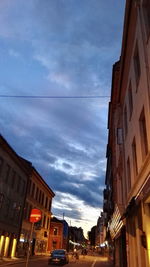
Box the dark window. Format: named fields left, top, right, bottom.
left=132, top=138, right=138, bottom=178
left=128, top=82, right=133, bottom=119
left=41, top=192, right=44, bottom=205
left=28, top=179, right=31, bottom=194
left=43, top=215, right=46, bottom=228
left=53, top=228, right=58, bottom=235
left=5, top=164, right=11, bottom=184
left=31, top=183, right=35, bottom=197
left=39, top=190, right=42, bottom=203
left=23, top=201, right=28, bottom=220
left=134, top=44, right=141, bottom=87
left=139, top=108, right=148, bottom=160
left=45, top=197, right=48, bottom=209
left=47, top=218, right=49, bottom=229
left=124, top=106, right=128, bottom=136
left=143, top=0, right=150, bottom=37
left=21, top=179, right=26, bottom=194
left=48, top=199, right=52, bottom=211
left=17, top=176, right=21, bottom=193
left=36, top=187, right=39, bottom=201
left=0, top=157, right=3, bottom=176
left=127, top=157, right=131, bottom=192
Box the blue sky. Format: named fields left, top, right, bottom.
left=0, top=0, right=125, bottom=236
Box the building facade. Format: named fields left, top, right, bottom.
left=0, top=135, right=30, bottom=258
left=19, top=167, right=55, bottom=256
left=104, top=0, right=150, bottom=266
left=48, top=217, right=63, bottom=252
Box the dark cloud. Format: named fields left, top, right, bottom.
left=0, top=0, right=125, bottom=232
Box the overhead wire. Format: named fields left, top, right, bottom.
left=0, top=95, right=110, bottom=99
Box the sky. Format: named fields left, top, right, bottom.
left=0, top=0, right=125, bottom=237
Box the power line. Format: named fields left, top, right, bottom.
left=0, top=95, right=110, bottom=99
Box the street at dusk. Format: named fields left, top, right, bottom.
left=0, top=0, right=150, bottom=267
left=0, top=255, right=113, bottom=267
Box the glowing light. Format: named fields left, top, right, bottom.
left=147, top=234, right=150, bottom=265
left=11, top=239, right=17, bottom=257
left=0, top=236, right=5, bottom=256
left=4, top=237, right=10, bottom=257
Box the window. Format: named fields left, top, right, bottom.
left=0, top=157, right=3, bottom=176
left=36, top=187, right=39, bottom=201
left=47, top=218, right=50, bottom=229
left=143, top=0, right=150, bottom=37
left=117, top=128, right=123, bottom=145
left=23, top=201, right=29, bottom=220
left=31, top=183, right=35, bottom=197
left=39, top=190, right=42, bottom=203
left=128, top=82, right=133, bottom=119
left=53, top=228, right=58, bottom=236
left=127, top=157, right=131, bottom=192
left=45, top=197, right=48, bottom=209
left=43, top=215, right=46, bottom=228
left=139, top=108, right=148, bottom=160
left=41, top=192, right=44, bottom=205
left=134, top=44, right=141, bottom=87
left=17, top=176, right=21, bottom=193
left=5, top=164, right=11, bottom=184
left=21, top=179, right=26, bottom=194
left=48, top=199, right=52, bottom=211
left=132, top=138, right=138, bottom=178
left=124, top=106, right=128, bottom=137
left=28, top=179, right=31, bottom=194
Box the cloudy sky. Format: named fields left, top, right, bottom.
left=0, top=0, right=125, bottom=236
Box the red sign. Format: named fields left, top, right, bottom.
left=29, top=209, right=42, bottom=223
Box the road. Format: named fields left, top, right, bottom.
left=3, top=255, right=113, bottom=267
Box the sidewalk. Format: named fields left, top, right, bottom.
left=0, top=255, right=49, bottom=266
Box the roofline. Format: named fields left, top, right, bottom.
left=32, top=166, right=55, bottom=197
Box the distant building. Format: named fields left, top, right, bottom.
left=88, top=226, right=96, bottom=247
left=61, top=220, right=69, bottom=251
left=0, top=135, right=31, bottom=258
left=69, top=226, right=85, bottom=250
left=48, top=217, right=63, bottom=251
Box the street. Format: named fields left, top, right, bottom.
left=2, top=255, right=113, bottom=267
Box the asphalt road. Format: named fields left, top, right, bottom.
left=3, top=255, right=113, bottom=267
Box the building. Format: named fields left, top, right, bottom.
left=104, top=0, right=150, bottom=266
left=0, top=135, right=31, bottom=258
left=88, top=226, right=96, bottom=247
left=48, top=217, right=63, bottom=252
left=61, top=220, right=69, bottom=251
left=18, top=167, right=55, bottom=256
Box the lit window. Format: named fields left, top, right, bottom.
left=53, top=228, right=58, bottom=236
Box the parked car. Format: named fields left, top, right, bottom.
left=48, top=249, right=69, bottom=265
